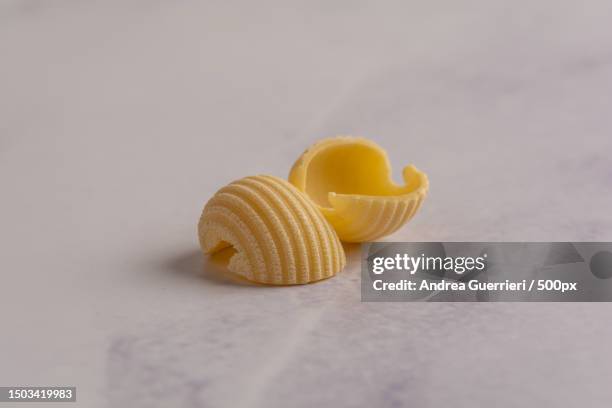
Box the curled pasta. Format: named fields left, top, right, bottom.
left=198, top=175, right=346, bottom=284
left=289, top=136, right=429, bottom=242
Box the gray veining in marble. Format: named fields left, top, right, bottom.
left=1, top=1, right=612, bottom=407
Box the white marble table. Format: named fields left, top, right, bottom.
left=1, top=1, right=612, bottom=407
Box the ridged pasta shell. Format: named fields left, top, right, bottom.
left=289, top=136, right=429, bottom=242
left=198, top=175, right=346, bottom=285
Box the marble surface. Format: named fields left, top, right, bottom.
left=2, top=1, right=612, bottom=407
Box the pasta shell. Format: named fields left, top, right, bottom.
left=198, top=175, right=346, bottom=285
left=289, top=136, right=429, bottom=242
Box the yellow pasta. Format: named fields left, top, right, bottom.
left=198, top=175, right=346, bottom=285
left=289, top=136, right=429, bottom=242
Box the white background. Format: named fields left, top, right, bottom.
left=1, top=1, right=612, bottom=407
